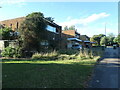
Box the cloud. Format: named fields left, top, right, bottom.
left=59, top=12, right=110, bottom=27
left=75, top=26, right=118, bottom=37
left=66, top=16, right=72, bottom=21
left=0, top=0, right=26, bottom=6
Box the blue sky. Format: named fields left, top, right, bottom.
left=0, top=1, right=118, bottom=37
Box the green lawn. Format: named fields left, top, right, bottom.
left=2, top=59, right=98, bottom=88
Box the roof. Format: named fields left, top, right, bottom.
left=0, top=17, right=61, bottom=28
left=80, top=35, right=90, bottom=41
left=90, top=42, right=97, bottom=43
left=67, top=38, right=82, bottom=42
left=84, top=40, right=90, bottom=43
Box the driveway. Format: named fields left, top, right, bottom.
left=88, top=47, right=120, bottom=88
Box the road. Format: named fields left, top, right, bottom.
left=88, top=47, right=120, bottom=88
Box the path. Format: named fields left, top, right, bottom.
left=88, top=47, right=120, bottom=88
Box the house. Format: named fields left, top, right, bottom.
left=80, top=35, right=91, bottom=48
left=80, top=35, right=92, bottom=48
left=0, top=17, right=25, bottom=31
left=62, top=30, right=83, bottom=49
left=0, top=17, right=62, bottom=50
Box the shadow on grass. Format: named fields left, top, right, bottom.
left=2, top=61, right=95, bottom=88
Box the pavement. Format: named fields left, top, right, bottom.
left=88, top=47, right=120, bottom=88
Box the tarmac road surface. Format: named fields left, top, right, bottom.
left=88, top=47, right=120, bottom=88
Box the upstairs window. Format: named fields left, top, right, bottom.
left=10, top=24, right=12, bottom=28
left=46, top=25, right=56, bottom=33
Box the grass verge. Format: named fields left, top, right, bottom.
left=2, top=58, right=99, bottom=88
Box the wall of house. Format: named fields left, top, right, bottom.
left=0, top=40, right=4, bottom=51
left=0, top=17, right=62, bottom=50
left=0, top=17, right=25, bottom=31
left=62, top=30, right=75, bottom=37
left=61, top=30, right=82, bottom=49
left=80, top=35, right=90, bottom=41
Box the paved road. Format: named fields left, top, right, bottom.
left=88, top=47, right=120, bottom=88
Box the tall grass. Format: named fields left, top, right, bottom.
left=32, top=47, right=104, bottom=60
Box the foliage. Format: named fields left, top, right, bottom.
left=1, top=46, right=21, bottom=58
left=64, top=26, right=69, bottom=30
left=113, top=34, right=120, bottom=45
left=63, top=25, right=76, bottom=31
left=19, top=12, right=47, bottom=52
left=107, top=33, right=115, bottom=45
left=90, top=34, right=105, bottom=46
left=69, top=25, right=75, bottom=30
left=0, top=27, right=18, bottom=40
left=100, top=36, right=108, bottom=46
left=32, top=48, right=104, bottom=60
left=32, top=51, right=58, bottom=60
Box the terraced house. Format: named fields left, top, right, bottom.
left=62, top=30, right=83, bottom=49
left=0, top=17, right=62, bottom=50
left=61, top=30, right=94, bottom=49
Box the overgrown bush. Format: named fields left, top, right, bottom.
left=32, top=47, right=104, bottom=60
left=1, top=46, right=21, bottom=58
left=32, top=51, right=58, bottom=60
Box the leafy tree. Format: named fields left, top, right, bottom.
left=19, top=12, right=47, bottom=52
left=63, top=26, right=69, bottom=30
left=69, top=25, right=75, bottom=30
left=113, top=34, right=120, bottom=45
left=90, top=34, right=105, bottom=46
left=100, top=36, right=108, bottom=46
left=107, top=33, right=115, bottom=45
left=0, top=27, right=17, bottom=40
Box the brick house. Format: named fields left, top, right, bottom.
left=0, top=17, right=62, bottom=50
left=61, top=30, right=83, bottom=49
left=80, top=35, right=92, bottom=48
left=0, top=17, right=25, bottom=31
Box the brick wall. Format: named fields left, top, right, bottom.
left=0, top=17, right=25, bottom=31
left=62, top=30, right=75, bottom=37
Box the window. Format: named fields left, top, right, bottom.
left=46, top=25, right=56, bottom=33
left=40, top=40, right=49, bottom=46
left=10, top=24, right=12, bottom=28
left=16, top=22, right=19, bottom=29
left=3, top=24, right=5, bottom=26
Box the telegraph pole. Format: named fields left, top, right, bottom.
left=105, top=23, right=106, bottom=37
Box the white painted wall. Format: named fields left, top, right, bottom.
left=0, top=40, right=4, bottom=51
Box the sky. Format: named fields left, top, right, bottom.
left=0, top=1, right=119, bottom=37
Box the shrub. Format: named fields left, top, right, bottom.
left=32, top=48, right=104, bottom=60
left=1, top=46, right=21, bottom=58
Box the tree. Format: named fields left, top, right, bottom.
left=113, top=34, right=120, bottom=45
left=90, top=34, right=105, bottom=46
left=100, top=36, right=108, bottom=46
left=0, top=27, right=17, bottom=40
left=107, top=33, right=115, bottom=45
left=19, top=12, right=47, bottom=52
left=69, top=25, right=75, bottom=30
left=63, top=26, right=68, bottom=30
